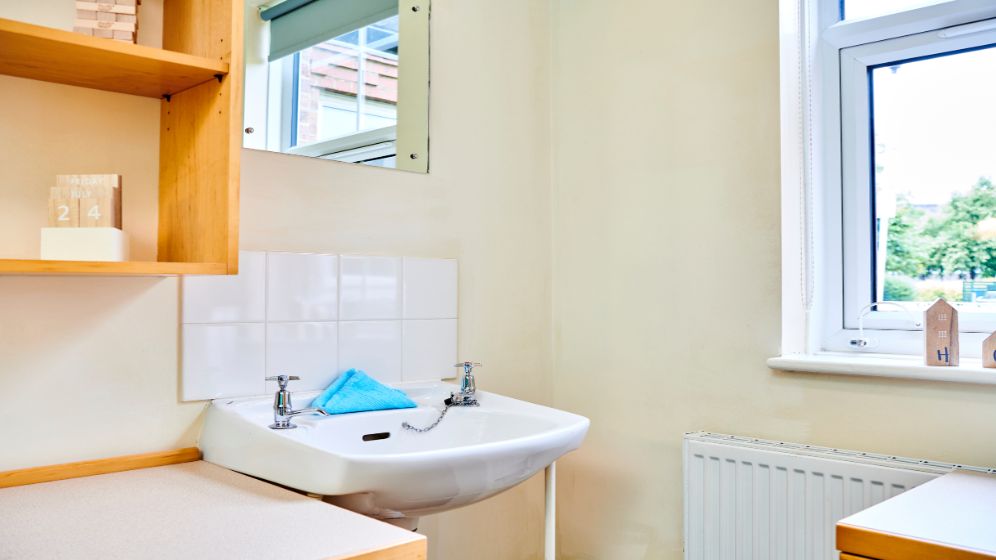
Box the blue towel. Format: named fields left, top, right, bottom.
left=310, top=369, right=416, bottom=415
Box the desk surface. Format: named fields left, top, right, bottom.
left=838, top=469, right=996, bottom=560
left=0, top=461, right=424, bottom=560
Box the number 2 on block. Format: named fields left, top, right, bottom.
left=87, top=205, right=101, bottom=221
left=57, top=205, right=70, bottom=221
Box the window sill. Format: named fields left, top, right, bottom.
left=768, top=353, right=996, bottom=386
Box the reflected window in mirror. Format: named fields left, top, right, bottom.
left=244, top=0, right=429, bottom=173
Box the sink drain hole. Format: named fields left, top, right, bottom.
left=362, top=432, right=391, bottom=442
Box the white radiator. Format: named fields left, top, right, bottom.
left=682, top=432, right=992, bottom=560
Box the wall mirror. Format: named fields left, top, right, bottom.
left=243, top=0, right=430, bottom=173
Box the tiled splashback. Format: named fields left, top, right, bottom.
left=181, top=252, right=458, bottom=401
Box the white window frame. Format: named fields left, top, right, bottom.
left=781, top=0, right=996, bottom=360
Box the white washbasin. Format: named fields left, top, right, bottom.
left=199, top=382, right=589, bottom=521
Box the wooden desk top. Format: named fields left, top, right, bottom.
left=0, top=461, right=424, bottom=560
left=837, top=469, right=996, bottom=560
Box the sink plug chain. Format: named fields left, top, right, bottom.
left=402, top=404, right=453, bottom=433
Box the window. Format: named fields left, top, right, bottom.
left=282, top=15, right=399, bottom=157
left=783, top=0, right=996, bottom=358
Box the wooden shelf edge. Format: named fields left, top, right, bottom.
left=0, top=17, right=229, bottom=98
left=0, top=259, right=228, bottom=275
left=0, top=448, right=202, bottom=489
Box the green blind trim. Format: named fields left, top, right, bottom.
left=267, top=0, right=399, bottom=61
left=259, top=0, right=316, bottom=22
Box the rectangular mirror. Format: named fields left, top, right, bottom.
left=243, top=0, right=429, bottom=173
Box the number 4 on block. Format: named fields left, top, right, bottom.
left=924, top=299, right=959, bottom=367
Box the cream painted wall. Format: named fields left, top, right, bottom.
left=0, top=1, right=552, bottom=558
left=550, top=1, right=996, bottom=558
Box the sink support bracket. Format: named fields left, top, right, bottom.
left=545, top=462, right=556, bottom=560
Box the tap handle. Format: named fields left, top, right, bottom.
left=265, top=375, right=300, bottom=390
left=454, top=362, right=482, bottom=375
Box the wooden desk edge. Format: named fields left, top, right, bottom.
left=326, top=538, right=427, bottom=560
left=837, top=522, right=996, bottom=560
left=0, top=447, right=202, bottom=488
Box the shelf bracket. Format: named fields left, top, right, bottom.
left=214, top=74, right=224, bottom=83
left=162, top=93, right=172, bottom=102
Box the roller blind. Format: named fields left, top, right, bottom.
left=261, top=0, right=398, bottom=61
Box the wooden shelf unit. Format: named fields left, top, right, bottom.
left=0, top=0, right=242, bottom=276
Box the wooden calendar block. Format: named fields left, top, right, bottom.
left=56, top=175, right=122, bottom=229
left=924, top=299, right=959, bottom=366
left=79, top=192, right=115, bottom=227
left=48, top=187, right=79, bottom=227
left=984, top=332, right=996, bottom=368
left=113, top=30, right=135, bottom=41
left=76, top=9, right=96, bottom=19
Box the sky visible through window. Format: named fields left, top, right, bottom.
left=874, top=46, right=996, bottom=304
left=844, top=0, right=943, bottom=20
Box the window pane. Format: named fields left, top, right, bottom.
left=290, top=15, right=399, bottom=147
left=874, top=46, right=996, bottom=307
left=844, top=0, right=942, bottom=20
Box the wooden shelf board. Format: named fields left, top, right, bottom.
left=0, top=18, right=229, bottom=98
left=0, top=259, right=227, bottom=276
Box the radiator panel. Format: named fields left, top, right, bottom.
left=683, top=433, right=946, bottom=560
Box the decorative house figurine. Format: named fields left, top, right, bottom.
left=924, top=299, right=959, bottom=366
left=984, top=332, right=996, bottom=368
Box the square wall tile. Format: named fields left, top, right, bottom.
left=266, top=322, right=338, bottom=393
left=267, top=252, right=338, bottom=322
left=403, top=319, right=457, bottom=382
left=182, top=251, right=266, bottom=324
left=338, top=321, right=402, bottom=383
left=182, top=323, right=265, bottom=401
left=403, top=258, right=458, bottom=319
left=339, top=256, right=402, bottom=320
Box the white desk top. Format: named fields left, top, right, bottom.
left=839, top=469, right=996, bottom=556
left=0, top=461, right=423, bottom=560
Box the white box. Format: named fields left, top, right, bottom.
left=40, top=227, right=130, bottom=261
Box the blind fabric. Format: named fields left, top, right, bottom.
left=265, top=0, right=398, bottom=61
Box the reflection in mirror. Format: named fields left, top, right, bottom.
left=243, top=0, right=429, bottom=173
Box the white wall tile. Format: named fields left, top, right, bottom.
left=403, top=258, right=458, bottom=319
left=182, top=323, right=265, bottom=400
left=182, top=251, right=266, bottom=324
left=339, top=256, right=403, bottom=320
left=403, top=319, right=458, bottom=382
left=338, top=321, right=402, bottom=383
left=266, top=322, right=338, bottom=393
left=267, top=252, right=338, bottom=322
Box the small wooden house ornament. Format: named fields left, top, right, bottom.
left=924, top=299, right=959, bottom=367
left=983, top=331, right=996, bottom=369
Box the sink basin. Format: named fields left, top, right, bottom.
left=199, top=382, right=589, bottom=521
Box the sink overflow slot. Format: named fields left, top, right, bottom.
left=362, top=432, right=391, bottom=442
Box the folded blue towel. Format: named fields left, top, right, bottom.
left=310, top=369, right=416, bottom=415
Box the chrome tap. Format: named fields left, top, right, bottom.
left=266, top=375, right=329, bottom=429
left=448, top=362, right=482, bottom=406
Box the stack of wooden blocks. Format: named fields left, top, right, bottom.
left=73, top=1, right=140, bottom=43
left=42, top=175, right=128, bottom=261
